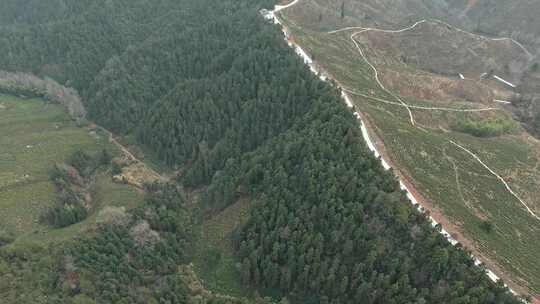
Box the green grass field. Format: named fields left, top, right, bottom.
left=0, top=94, right=144, bottom=247
left=280, top=8, right=540, bottom=297
left=193, top=198, right=252, bottom=297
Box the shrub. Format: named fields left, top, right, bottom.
left=44, top=203, right=88, bottom=228
left=454, top=118, right=517, bottom=137
left=480, top=220, right=494, bottom=233
left=111, top=161, right=123, bottom=175
left=69, top=149, right=94, bottom=176
left=206, top=247, right=222, bottom=270
left=0, top=229, right=14, bottom=246
left=531, top=62, right=539, bottom=73
left=99, top=149, right=112, bottom=166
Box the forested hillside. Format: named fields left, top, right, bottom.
left=0, top=0, right=525, bottom=303
left=203, top=99, right=519, bottom=304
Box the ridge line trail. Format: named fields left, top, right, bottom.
left=328, top=19, right=533, bottom=60
left=450, top=140, right=540, bottom=221
left=328, top=20, right=427, bottom=35
left=343, top=87, right=500, bottom=112
left=430, top=19, right=533, bottom=60
left=348, top=29, right=416, bottom=126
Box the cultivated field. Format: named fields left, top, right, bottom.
left=0, top=94, right=144, bottom=246
left=279, top=4, right=540, bottom=298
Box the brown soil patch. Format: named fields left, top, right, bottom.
left=380, top=68, right=494, bottom=104
left=113, top=160, right=162, bottom=189
left=88, top=123, right=167, bottom=188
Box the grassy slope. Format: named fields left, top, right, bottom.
left=193, top=198, right=252, bottom=297
left=0, top=95, right=247, bottom=303
left=0, top=94, right=144, bottom=246
left=279, top=10, right=540, bottom=297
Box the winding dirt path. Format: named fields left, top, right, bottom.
left=328, top=20, right=427, bottom=35
left=272, top=0, right=537, bottom=299
left=348, top=29, right=416, bottom=125
left=327, top=18, right=533, bottom=61
left=94, top=125, right=166, bottom=181
left=450, top=140, right=540, bottom=221
left=343, top=87, right=500, bottom=112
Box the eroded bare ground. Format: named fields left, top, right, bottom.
left=354, top=24, right=525, bottom=103
left=112, top=159, right=163, bottom=189
left=89, top=124, right=166, bottom=189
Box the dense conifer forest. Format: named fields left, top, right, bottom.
left=0, top=0, right=524, bottom=303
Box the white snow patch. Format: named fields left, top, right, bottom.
left=493, top=75, right=517, bottom=88
left=342, top=92, right=354, bottom=108
left=274, top=0, right=301, bottom=13
left=260, top=9, right=274, bottom=21
left=294, top=45, right=313, bottom=65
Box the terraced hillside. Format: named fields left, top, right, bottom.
left=279, top=0, right=540, bottom=299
